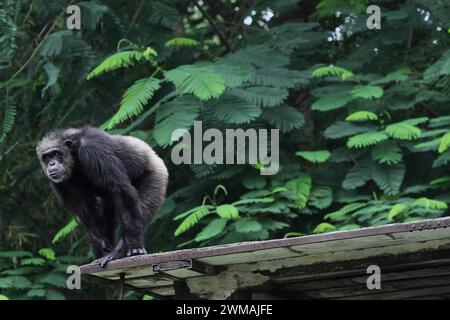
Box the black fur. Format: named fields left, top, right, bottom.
left=36, top=128, right=169, bottom=266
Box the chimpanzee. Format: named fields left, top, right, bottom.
left=36, top=127, right=169, bottom=267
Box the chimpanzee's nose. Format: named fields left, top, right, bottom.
left=49, top=160, right=56, bottom=167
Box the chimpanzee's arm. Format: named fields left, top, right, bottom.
left=52, top=184, right=113, bottom=259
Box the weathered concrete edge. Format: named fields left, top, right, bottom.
left=81, top=216, right=450, bottom=275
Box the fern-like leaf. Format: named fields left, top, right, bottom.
left=204, top=62, right=253, bottom=88
left=20, top=258, right=45, bottom=266
left=38, top=248, right=55, bottom=261
left=40, top=31, right=72, bottom=57
left=325, top=203, right=367, bottom=221
left=385, top=122, right=421, bottom=140
left=230, top=86, right=288, bottom=108
left=250, top=67, right=309, bottom=88
left=371, top=69, right=409, bottom=85
left=165, top=64, right=225, bottom=100
left=165, top=37, right=200, bottom=47
left=351, top=85, right=384, bottom=99
left=412, top=197, right=448, bottom=210
left=308, top=186, right=333, bottom=209
left=371, top=141, right=402, bottom=164
left=285, top=172, right=312, bottom=209
left=52, top=218, right=78, bottom=244
left=195, top=218, right=227, bottom=242
left=153, top=95, right=202, bottom=147
left=105, top=77, right=161, bottom=129
left=1, top=97, right=16, bottom=141
left=342, top=160, right=373, bottom=190
left=313, top=222, right=336, bottom=234
left=295, top=150, right=331, bottom=163
left=86, top=50, right=143, bottom=80
left=438, top=132, right=450, bottom=153
left=0, top=276, right=32, bottom=289
left=174, top=206, right=213, bottom=236
left=347, top=131, right=388, bottom=148
left=424, top=49, right=450, bottom=80
left=372, top=163, right=405, bottom=195
left=312, top=65, right=353, bottom=80
left=41, top=62, right=60, bottom=97
left=261, top=105, right=305, bottom=132
left=311, top=91, right=353, bottom=111
left=216, top=204, right=239, bottom=219
left=325, top=121, right=374, bottom=139
left=234, top=219, right=262, bottom=233
left=206, top=93, right=261, bottom=124
left=388, top=203, right=408, bottom=221
left=346, top=111, right=378, bottom=121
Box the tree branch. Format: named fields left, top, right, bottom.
left=192, top=0, right=232, bottom=52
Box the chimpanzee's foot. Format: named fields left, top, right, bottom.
left=97, top=249, right=126, bottom=267
left=96, top=238, right=125, bottom=267
left=127, top=248, right=147, bottom=257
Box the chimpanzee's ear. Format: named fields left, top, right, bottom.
left=64, top=140, right=74, bottom=148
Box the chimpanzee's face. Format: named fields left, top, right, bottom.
left=36, top=135, right=75, bottom=184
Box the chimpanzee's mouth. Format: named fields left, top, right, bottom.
left=49, top=171, right=63, bottom=178
left=49, top=171, right=64, bottom=181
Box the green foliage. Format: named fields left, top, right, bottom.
left=313, top=223, right=336, bottom=234
left=311, top=90, right=352, bottom=111
left=38, top=248, right=55, bottom=261
left=371, top=69, right=409, bottom=84
left=325, top=121, right=372, bottom=139
left=206, top=93, right=261, bottom=124
left=385, top=122, right=422, bottom=140
left=424, top=50, right=450, bottom=80
left=346, top=111, right=378, bottom=121
left=21, top=258, right=46, bottom=266
left=372, top=163, right=405, bottom=195
left=438, top=132, right=450, bottom=153
left=296, top=150, right=331, bottom=163
left=165, top=37, right=200, bottom=47
left=153, top=95, right=201, bottom=147
left=51, top=218, right=78, bottom=244
left=286, top=173, right=312, bottom=209
left=0, top=248, right=75, bottom=300
left=195, top=219, right=227, bottom=242
left=174, top=205, right=213, bottom=236
left=308, top=186, right=333, bottom=209
left=413, top=198, right=448, bottom=210
left=231, top=86, right=288, bottom=108
left=371, top=141, right=403, bottom=164
left=261, top=105, right=305, bottom=132
left=351, top=85, right=384, bottom=99
left=234, top=219, right=262, bottom=233
left=105, top=77, right=161, bottom=129
left=388, top=203, right=408, bottom=221
left=40, top=31, right=71, bottom=57
left=216, top=204, right=239, bottom=219
left=347, top=131, right=389, bottom=148
left=1, top=97, right=16, bottom=142
left=165, top=65, right=225, bottom=100
left=86, top=50, right=145, bottom=80
left=312, top=65, right=353, bottom=80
